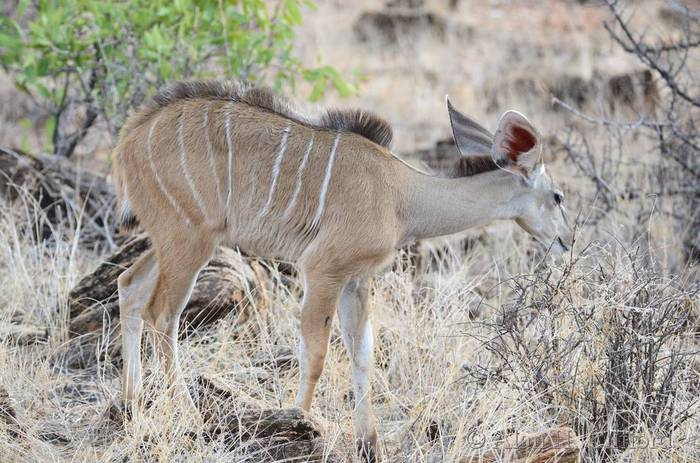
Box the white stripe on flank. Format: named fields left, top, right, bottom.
left=283, top=132, right=314, bottom=218
left=203, top=102, right=223, bottom=205
left=310, top=133, right=340, bottom=230
left=224, top=106, right=234, bottom=214
left=260, top=123, right=291, bottom=217
left=147, top=116, right=191, bottom=225
left=179, top=103, right=208, bottom=219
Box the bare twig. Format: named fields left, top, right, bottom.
left=604, top=0, right=700, bottom=108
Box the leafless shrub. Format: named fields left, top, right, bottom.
left=464, top=244, right=700, bottom=461
left=463, top=4, right=700, bottom=460
left=555, top=0, right=700, bottom=263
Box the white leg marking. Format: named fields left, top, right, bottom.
left=311, top=133, right=340, bottom=230
left=260, top=123, right=291, bottom=217
left=284, top=132, right=314, bottom=219
left=203, top=102, right=223, bottom=205
left=350, top=322, right=373, bottom=401
left=119, top=253, right=158, bottom=403
left=147, top=116, right=192, bottom=225
left=338, top=282, right=375, bottom=438
left=179, top=102, right=208, bottom=220
left=224, top=106, right=234, bottom=216
left=295, top=335, right=309, bottom=408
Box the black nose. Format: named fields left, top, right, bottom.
left=557, top=237, right=569, bottom=251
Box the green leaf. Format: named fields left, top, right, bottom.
left=1, top=0, right=356, bottom=155
left=44, top=115, right=56, bottom=151
left=284, top=0, right=303, bottom=24
left=35, top=81, right=51, bottom=99
left=308, top=78, right=326, bottom=102
left=17, top=0, right=30, bottom=16
left=324, top=67, right=353, bottom=97
left=36, top=57, right=50, bottom=76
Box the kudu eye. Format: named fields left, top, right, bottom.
left=553, top=192, right=563, bottom=205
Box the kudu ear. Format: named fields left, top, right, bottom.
left=446, top=96, right=493, bottom=156
left=491, top=110, right=541, bottom=178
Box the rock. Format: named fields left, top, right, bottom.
left=659, top=3, right=700, bottom=28
left=0, top=322, right=47, bottom=345
left=250, top=347, right=298, bottom=371
left=411, top=138, right=462, bottom=173
left=464, top=426, right=582, bottom=463
left=0, top=387, right=19, bottom=438
left=385, top=0, right=424, bottom=8
left=0, top=387, right=17, bottom=424
left=354, top=10, right=448, bottom=45
left=426, top=418, right=443, bottom=443
left=605, top=69, right=657, bottom=114
left=549, top=75, right=597, bottom=109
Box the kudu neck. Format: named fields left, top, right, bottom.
left=401, top=168, right=522, bottom=243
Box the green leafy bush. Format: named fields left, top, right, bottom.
left=0, top=0, right=356, bottom=157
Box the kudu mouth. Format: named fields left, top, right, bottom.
left=531, top=233, right=570, bottom=255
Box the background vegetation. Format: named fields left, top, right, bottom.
left=0, top=0, right=698, bottom=462
left=0, top=0, right=355, bottom=157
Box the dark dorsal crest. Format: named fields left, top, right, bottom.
left=320, top=108, right=392, bottom=149
left=453, top=155, right=501, bottom=177
left=128, top=80, right=393, bottom=148
left=426, top=153, right=500, bottom=178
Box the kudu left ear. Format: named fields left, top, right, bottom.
left=491, top=110, right=541, bottom=179
left=446, top=96, right=494, bottom=156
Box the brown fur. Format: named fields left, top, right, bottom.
left=113, top=96, right=406, bottom=454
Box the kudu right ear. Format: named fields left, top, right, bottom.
left=491, top=110, right=541, bottom=179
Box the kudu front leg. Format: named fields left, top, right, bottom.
left=338, top=278, right=378, bottom=462
left=295, top=277, right=344, bottom=411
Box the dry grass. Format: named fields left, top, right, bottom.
left=0, top=143, right=697, bottom=461
left=1, top=1, right=699, bottom=462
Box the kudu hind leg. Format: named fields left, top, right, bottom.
left=118, top=249, right=159, bottom=405
left=295, top=276, right=345, bottom=411
left=145, top=238, right=215, bottom=412
left=338, top=278, right=378, bottom=462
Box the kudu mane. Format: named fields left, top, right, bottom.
left=125, top=80, right=393, bottom=148
left=452, top=155, right=501, bottom=177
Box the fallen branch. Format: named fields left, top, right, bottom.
left=0, top=146, right=118, bottom=250
left=196, top=375, right=335, bottom=462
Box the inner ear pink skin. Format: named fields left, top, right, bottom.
left=505, top=126, right=537, bottom=161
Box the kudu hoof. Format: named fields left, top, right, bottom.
left=356, top=434, right=378, bottom=463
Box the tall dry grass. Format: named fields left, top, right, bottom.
left=0, top=123, right=698, bottom=462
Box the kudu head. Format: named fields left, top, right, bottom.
left=447, top=98, right=573, bottom=254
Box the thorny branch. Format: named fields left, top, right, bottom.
left=604, top=0, right=700, bottom=109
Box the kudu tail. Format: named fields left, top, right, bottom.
left=113, top=151, right=139, bottom=231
